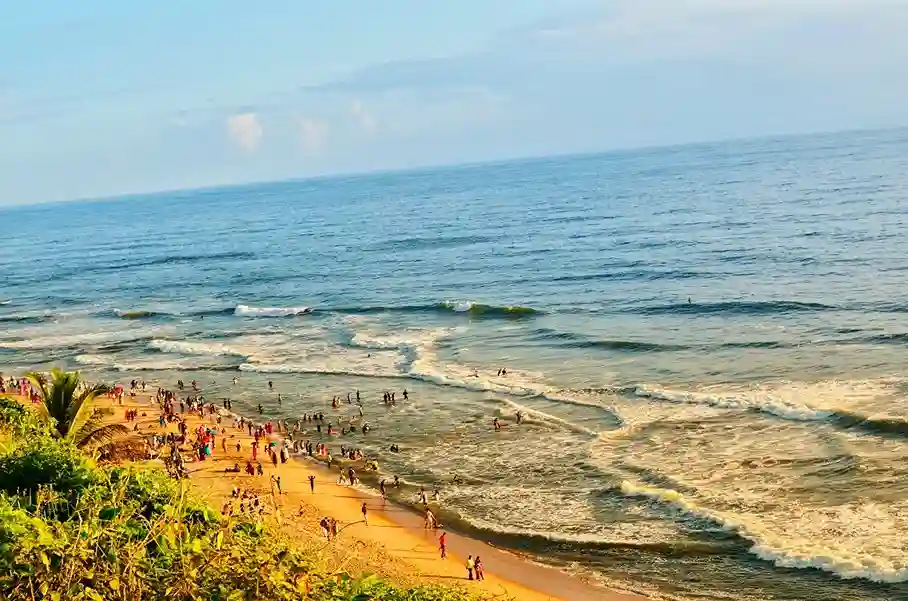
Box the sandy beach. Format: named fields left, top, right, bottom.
left=95, top=389, right=644, bottom=601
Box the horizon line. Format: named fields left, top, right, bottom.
left=4, top=124, right=905, bottom=211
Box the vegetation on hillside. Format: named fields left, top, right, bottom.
left=0, top=392, right=482, bottom=601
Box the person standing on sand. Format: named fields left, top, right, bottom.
left=474, top=556, right=484, bottom=581
left=361, top=502, right=368, bottom=525
left=308, top=475, right=315, bottom=493
left=439, top=531, right=447, bottom=558
left=379, top=479, right=386, bottom=498
left=466, top=555, right=475, bottom=580
left=256, top=462, right=264, bottom=476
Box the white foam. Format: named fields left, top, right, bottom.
left=620, top=480, right=908, bottom=583
left=409, top=347, right=553, bottom=398
left=489, top=397, right=599, bottom=437
left=149, top=339, right=246, bottom=357
left=440, top=300, right=474, bottom=313
left=0, top=328, right=160, bottom=350
left=235, top=304, right=311, bottom=317
left=634, top=384, right=832, bottom=422
left=74, top=354, right=218, bottom=372
left=349, top=327, right=453, bottom=351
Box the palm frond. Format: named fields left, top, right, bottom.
left=67, top=383, right=111, bottom=442
left=74, top=423, right=130, bottom=450
left=25, top=369, right=111, bottom=440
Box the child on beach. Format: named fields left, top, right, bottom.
left=361, top=502, right=368, bottom=525
left=439, top=532, right=447, bottom=558
left=308, top=474, right=315, bottom=493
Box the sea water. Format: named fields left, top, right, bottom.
left=3, top=128, right=908, bottom=600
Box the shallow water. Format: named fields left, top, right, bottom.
left=3, top=128, right=908, bottom=600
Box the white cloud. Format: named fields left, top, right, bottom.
left=226, top=112, right=263, bottom=153
left=530, top=0, right=908, bottom=61
left=297, top=117, right=329, bottom=154
left=350, top=99, right=377, bottom=134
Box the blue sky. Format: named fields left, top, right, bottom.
left=3, top=0, right=908, bottom=205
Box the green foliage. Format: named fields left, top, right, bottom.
left=27, top=369, right=128, bottom=450
left=0, top=397, right=49, bottom=437
left=0, top=398, right=485, bottom=601
left=0, top=437, right=96, bottom=498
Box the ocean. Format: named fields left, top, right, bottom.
left=3, top=127, right=908, bottom=600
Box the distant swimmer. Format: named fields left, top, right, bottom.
left=402, top=389, right=408, bottom=400
left=688, top=297, right=692, bottom=304
left=516, top=411, right=523, bottom=425
left=268, top=380, right=273, bottom=390
left=232, top=377, right=238, bottom=385
left=356, top=389, right=361, bottom=401
left=493, top=417, right=501, bottom=431
left=277, top=393, right=282, bottom=405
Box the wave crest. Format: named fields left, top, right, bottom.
left=632, top=385, right=832, bottom=422
left=149, top=339, right=246, bottom=357
left=437, top=301, right=540, bottom=317
left=115, top=309, right=160, bottom=320
left=235, top=304, right=312, bottom=317
left=620, top=480, right=908, bottom=583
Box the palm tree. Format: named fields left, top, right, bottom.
left=27, top=368, right=128, bottom=449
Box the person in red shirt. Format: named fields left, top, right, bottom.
left=439, top=531, right=447, bottom=559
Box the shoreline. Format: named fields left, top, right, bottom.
left=97, top=388, right=647, bottom=601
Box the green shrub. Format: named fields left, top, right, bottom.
left=0, top=438, right=96, bottom=498
left=0, top=397, right=49, bottom=437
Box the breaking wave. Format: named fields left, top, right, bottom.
left=149, top=339, right=247, bottom=357
left=114, top=309, right=161, bottom=320
left=234, top=304, right=312, bottom=317
left=620, top=481, right=908, bottom=583
left=436, top=301, right=539, bottom=317
left=631, top=385, right=832, bottom=422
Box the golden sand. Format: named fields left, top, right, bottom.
left=100, top=392, right=645, bottom=601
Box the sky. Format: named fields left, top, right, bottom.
left=2, top=0, right=908, bottom=205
